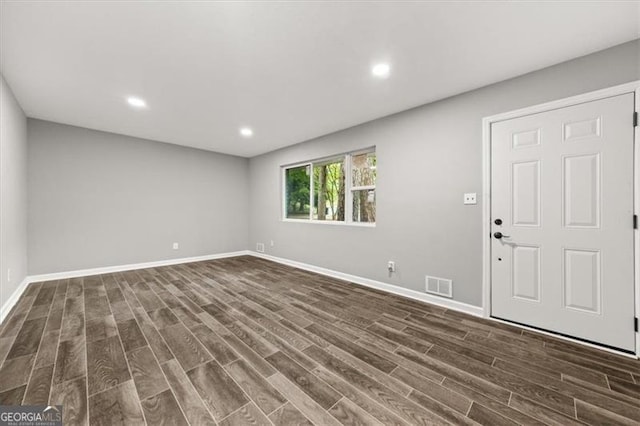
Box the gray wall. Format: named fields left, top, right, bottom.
left=249, top=39, right=640, bottom=307
left=28, top=120, right=249, bottom=274
left=0, top=74, right=28, bottom=308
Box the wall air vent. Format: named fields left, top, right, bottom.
left=425, top=275, right=453, bottom=298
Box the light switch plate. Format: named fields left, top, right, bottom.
left=464, top=193, right=477, bottom=205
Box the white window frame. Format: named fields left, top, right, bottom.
left=281, top=147, right=376, bottom=227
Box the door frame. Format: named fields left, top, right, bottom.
left=482, top=80, right=640, bottom=358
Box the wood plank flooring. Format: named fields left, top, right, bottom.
left=0, top=255, right=639, bottom=425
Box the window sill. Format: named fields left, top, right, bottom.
left=281, top=219, right=376, bottom=228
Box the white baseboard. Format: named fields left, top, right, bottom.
left=27, top=250, right=251, bottom=283
left=0, top=277, right=31, bottom=325
left=0, top=250, right=251, bottom=326
left=249, top=251, right=484, bottom=317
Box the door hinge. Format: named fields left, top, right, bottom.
left=634, top=215, right=638, bottom=229
left=635, top=317, right=638, bottom=332
left=634, top=111, right=638, bottom=127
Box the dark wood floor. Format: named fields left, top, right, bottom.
left=0, top=256, right=639, bottom=425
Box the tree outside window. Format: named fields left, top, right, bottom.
left=283, top=149, right=376, bottom=224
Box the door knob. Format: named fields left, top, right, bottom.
left=493, top=232, right=510, bottom=239
left=494, top=218, right=503, bottom=225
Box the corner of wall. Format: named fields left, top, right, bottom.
left=0, top=74, right=29, bottom=324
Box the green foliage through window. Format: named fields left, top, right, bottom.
left=285, top=165, right=310, bottom=219
left=351, top=152, right=376, bottom=223
left=313, top=159, right=345, bottom=221
left=283, top=149, right=376, bottom=224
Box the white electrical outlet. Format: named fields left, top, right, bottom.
left=256, top=243, right=265, bottom=253
left=172, top=242, right=179, bottom=250
left=387, top=261, right=396, bottom=273
left=270, top=240, right=275, bottom=247
left=463, top=193, right=477, bottom=205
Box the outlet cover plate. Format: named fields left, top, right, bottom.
left=463, top=193, right=477, bottom=205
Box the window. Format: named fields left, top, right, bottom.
left=284, top=165, right=311, bottom=219
left=351, top=151, right=376, bottom=223
left=283, top=148, right=376, bottom=224
left=313, top=157, right=345, bottom=221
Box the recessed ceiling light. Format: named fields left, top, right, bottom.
left=240, top=127, right=254, bottom=138
left=126, top=96, right=147, bottom=108
left=371, top=63, right=391, bottom=78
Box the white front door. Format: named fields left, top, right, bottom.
left=491, top=93, right=636, bottom=352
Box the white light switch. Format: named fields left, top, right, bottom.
left=464, top=193, right=477, bottom=205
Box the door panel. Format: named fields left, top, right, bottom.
left=563, top=153, right=600, bottom=228
left=511, top=245, right=541, bottom=302
left=513, top=128, right=541, bottom=149
left=563, top=248, right=600, bottom=314
left=512, top=161, right=541, bottom=227
left=563, top=117, right=601, bottom=141
left=491, top=93, right=635, bottom=351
